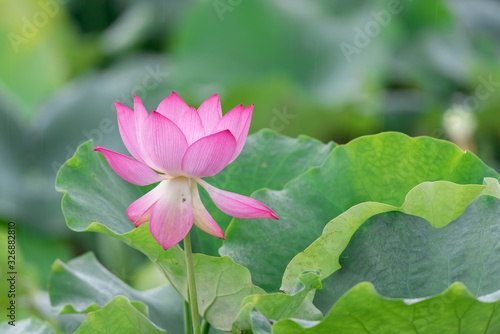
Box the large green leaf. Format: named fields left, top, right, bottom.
left=314, top=194, right=500, bottom=312
left=231, top=181, right=500, bottom=332
left=48, top=252, right=183, bottom=333
left=74, top=296, right=165, bottom=334
left=271, top=282, right=500, bottom=334
left=55, top=142, right=143, bottom=235
left=281, top=178, right=500, bottom=293
left=221, top=133, right=499, bottom=292
left=232, top=272, right=323, bottom=333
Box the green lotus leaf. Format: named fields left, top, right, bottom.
left=48, top=252, right=183, bottom=333
left=314, top=194, right=500, bottom=312
left=282, top=178, right=500, bottom=293
left=232, top=271, right=323, bottom=333
left=74, top=296, right=165, bottom=334
left=222, top=133, right=499, bottom=292
left=272, top=282, right=500, bottom=334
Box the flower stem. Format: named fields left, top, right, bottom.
left=201, top=319, right=210, bottom=334
left=184, top=232, right=201, bottom=334
left=183, top=300, right=192, bottom=334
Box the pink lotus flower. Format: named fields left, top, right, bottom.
left=95, top=92, right=278, bottom=249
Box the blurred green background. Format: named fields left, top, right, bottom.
left=1, top=0, right=500, bottom=331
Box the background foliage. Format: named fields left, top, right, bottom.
left=1, top=0, right=500, bottom=332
